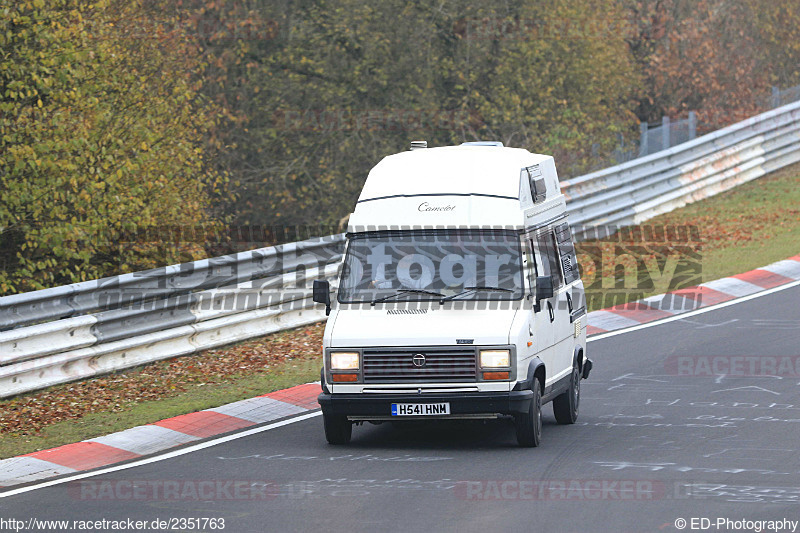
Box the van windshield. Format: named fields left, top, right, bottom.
left=337, top=230, right=524, bottom=303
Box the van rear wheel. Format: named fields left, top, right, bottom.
left=515, top=378, right=542, bottom=447
left=323, top=413, right=352, bottom=444
left=553, top=362, right=580, bottom=424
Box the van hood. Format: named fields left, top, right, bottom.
left=328, top=307, right=519, bottom=347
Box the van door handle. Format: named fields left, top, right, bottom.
left=547, top=301, right=554, bottom=322
left=566, top=293, right=573, bottom=313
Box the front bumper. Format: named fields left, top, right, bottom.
left=318, top=390, right=533, bottom=420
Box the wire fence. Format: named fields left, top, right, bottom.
left=768, top=84, right=800, bottom=109
left=578, top=82, right=800, bottom=176
left=638, top=113, right=698, bottom=158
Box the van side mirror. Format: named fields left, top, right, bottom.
left=534, top=275, right=554, bottom=312
left=312, top=280, right=331, bottom=316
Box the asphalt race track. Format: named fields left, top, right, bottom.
left=2, top=285, right=799, bottom=533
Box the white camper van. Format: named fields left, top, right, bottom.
left=313, top=141, right=591, bottom=447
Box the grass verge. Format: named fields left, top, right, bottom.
left=580, top=162, right=800, bottom=311
left=0, top=324, right=323, bottom=459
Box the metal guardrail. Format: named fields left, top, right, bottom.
left=1, top=100, right=799, bottom=398
left=562, top=100, right=800, bottom=240
left=0, top=235, right=345, bottom=398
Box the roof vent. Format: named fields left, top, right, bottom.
left=461, top=141, right=504, bottom=147
left=410, top=140, right=427, bottom=150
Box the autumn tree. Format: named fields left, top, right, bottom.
left=744, top=0, right=800, bottom=89
left=0, top=0, right=225, bottom=295
left=187, top=0, right=639, bottom=228
left=451, top=0, right=640, bottom=173
left=623, top=0, right=768, bottom=128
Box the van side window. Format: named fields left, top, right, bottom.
left=548, top=232, right=564, bottom=287
left=536, top=228, right=563, bottom=289
left=554, top=223, right=580, bottom=284
left=528, top=239, right=540, bottom=278
left=523, top=238, right=537, bottom=293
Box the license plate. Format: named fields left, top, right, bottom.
left=391, top=403, right=450, bottom=416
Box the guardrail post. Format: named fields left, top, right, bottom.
left=662, top=116, right=671, bottom=150
left=638, top=121, right=648, bottom=157
left=688, top=111, right=697, bottom=140
left=771, top=86, right=780, bottom=108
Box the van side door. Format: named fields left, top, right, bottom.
left=554, top=221, right=586, bottom=331
left=553, top=223, right=583, bottom=374
left=538, top=226, right=574, bottom=382
left=525, top=235, right=555, bottom=375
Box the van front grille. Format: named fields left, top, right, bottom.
left=362, top=347, right=477, bottom=383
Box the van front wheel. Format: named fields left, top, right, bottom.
left=553, top=362, right=580, bottom=424
left=515, top=379, right=542, bottom=447
left=323, top=413, right=352, bottom=444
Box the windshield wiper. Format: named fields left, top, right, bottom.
left=371, top=289, right=446, bottom=306
left=439, top=286, right=513, bottom=303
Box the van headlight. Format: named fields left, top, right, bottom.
left=330, top=351, right=360, bottom=370
left=479, top=349, right=510, bottom=368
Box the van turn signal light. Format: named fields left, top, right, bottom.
left=483, top=371, right=510, bottom=380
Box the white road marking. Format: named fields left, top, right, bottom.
left=711, top=386, right=780, bottom=395
left=612, top=373, right=667, bottom=383
left=679, top=318, right=739, bottom=329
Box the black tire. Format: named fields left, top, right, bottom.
left=553, top=361, right=580, bottom=424
left=323, top=412, right=352, bottom=444
left=515, top=378, right=542, bottom=447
